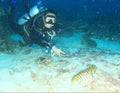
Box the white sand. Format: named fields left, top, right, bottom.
left=0, top=33, right=120, bottom=92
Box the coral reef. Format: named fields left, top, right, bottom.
left=81, top=32, right=97, bottom=48
left=0, top=7, right=21, bottom=54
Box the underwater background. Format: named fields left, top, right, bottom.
left=0, top=0, right=120, bottom=92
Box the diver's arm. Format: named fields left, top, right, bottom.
left=50, top=26, right=65, bottom=55
left=40, top=39, right=65, bottom=55
left=40, top=39, right=55, bottom=48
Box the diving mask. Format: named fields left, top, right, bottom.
left=45, top=15, right=56, bottom=25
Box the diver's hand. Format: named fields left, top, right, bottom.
left=52, top=46, right=65, bottom=56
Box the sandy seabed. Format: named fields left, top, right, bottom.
left=0, top=46, right=120, bottom=92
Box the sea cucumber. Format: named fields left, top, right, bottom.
left=71, top=64, right=97, bottom=83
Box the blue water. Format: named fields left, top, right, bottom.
left=43, top=0, right=120, bottom=22
left=0, top=0, right=120, bottom=23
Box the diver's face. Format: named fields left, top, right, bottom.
left=44, top=13, right=56, bottom=28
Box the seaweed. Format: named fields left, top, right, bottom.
left=71, top=64, right=97, bottom=83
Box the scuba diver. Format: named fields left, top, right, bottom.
left=9, top=0, right=65, bottom=56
